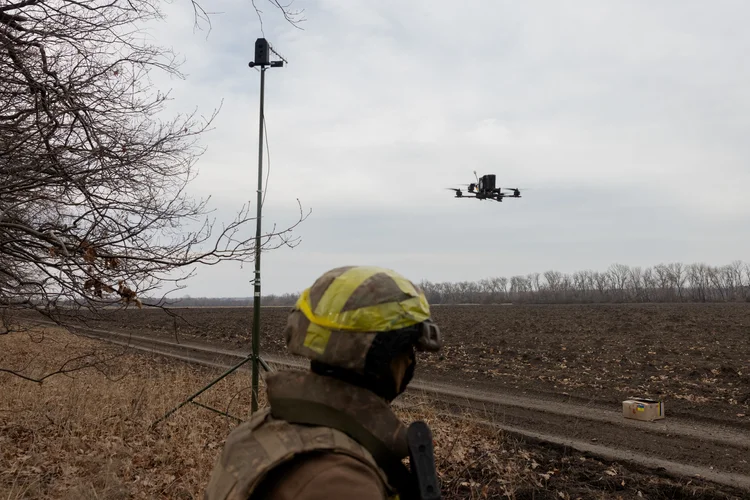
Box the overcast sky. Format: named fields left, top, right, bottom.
left=145, top=0, right=750, bottom=297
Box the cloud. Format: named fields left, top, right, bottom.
left=137, top=0, right=750, bottom=296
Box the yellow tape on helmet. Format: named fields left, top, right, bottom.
left=380, top=268, right=420, bottom=297
left=302, top=321, right=331, bottom=355
left=314, top=266, right=384, bottom=318
left=296, top=288, right=430, bottom=332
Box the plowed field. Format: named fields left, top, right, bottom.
left=75, top=303, right=750, bottom=427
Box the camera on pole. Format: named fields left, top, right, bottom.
left=248, top=38, right=284, bottom=414
left=249, top=38, right=284, bottom=68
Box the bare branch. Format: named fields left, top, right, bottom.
left=0, top=0, right=310, bottom=380
left=0, top=340, right=131, bottom=384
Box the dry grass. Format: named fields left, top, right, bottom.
left=398, top=402, right=542, bottom=499
left=1, top=328, right=260, bottom=499
left=1, top=328, right=744, bottom=500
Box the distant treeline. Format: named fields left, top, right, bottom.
left=420, top=260, right=750, bottom=304
left=161, top=260, right=750, bottom=307
left=161, top=293, right=300, bottom=307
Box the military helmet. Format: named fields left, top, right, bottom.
left=285, top=265, right=442, bottom=375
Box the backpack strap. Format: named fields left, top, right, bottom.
left=270, top=397, right=416, bottom=497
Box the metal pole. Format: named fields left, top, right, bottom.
left=151, top=353, right=254, bottom=428
left=251, top=66, right=266, bottom=414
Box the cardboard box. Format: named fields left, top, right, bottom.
left=623, top=398, right=664, bottom=421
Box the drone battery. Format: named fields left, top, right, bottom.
left=482, top=174, right=496, bottom=191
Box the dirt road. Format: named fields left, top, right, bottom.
left=58, top=303, right=750, bottom=426
left=43, top=320, right=750, bottom=493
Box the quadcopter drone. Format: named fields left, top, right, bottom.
left=447, top=172, right=524, bottom=202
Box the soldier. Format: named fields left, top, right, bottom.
left=204, top=265, right=443, bottom=500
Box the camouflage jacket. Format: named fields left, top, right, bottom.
left=203, top=370, right=411, bottom=500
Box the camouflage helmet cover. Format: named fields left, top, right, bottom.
left=284, top=266, right=442, bottom=374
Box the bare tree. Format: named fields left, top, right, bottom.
left=479, top=278, right=498, bottom=304
left=0, top=0, right=309, bottom=381
left=653, top=263, right=672, bottom=301
left=729, top=260, right=744, bottom=285
left=709, top=265, right=727, bottom=301
left=641, top=267, right=655, bottom=302
left=608, top=263, right=630, bottom=302
left=572, top=270, right=588, bottom=301
left=592, top=271, right=609, bottom=302
left=686, top=263, right=708, bottom=302
left=727, top=260, right=748, bottom=301
left=543, top=270, right=562, bottom=291
left=628, top=266, right=644, bottom=301
left=496, top=276, right=509, bottom=300
left=667, top=262, right=686, bottom=300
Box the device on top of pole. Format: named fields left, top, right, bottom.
left=248, top=38, right=283, bottom=414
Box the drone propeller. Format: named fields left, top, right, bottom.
left=500, top=187, right=526, bottom=197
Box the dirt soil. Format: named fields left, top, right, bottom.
left=2, top=327, right=749, bottom=499
left=63, top=303, right=750, bottom=427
